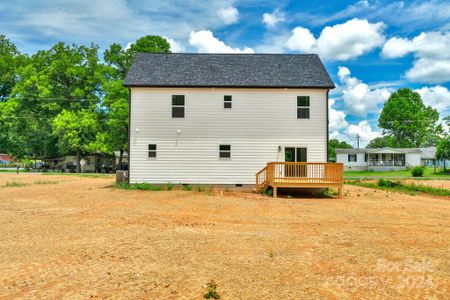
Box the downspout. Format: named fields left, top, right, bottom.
left=326, top=89, right=330, bottom=162
left=128, top=87, right=131, bottom=184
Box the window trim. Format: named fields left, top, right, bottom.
left=297, top=96, right=310, bottom=119
left=224, top=95, right=232, bottom=109
left=148, top=144, right=157, bottom=158
left=172, top=95, right=185, bottom=118
left=219, top=144, right=231, bottom=159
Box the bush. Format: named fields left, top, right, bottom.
left=411, top=166, right=424, bottom=177
left=377, top=178, right=400, bottom=188
left=182, top=184, right=192, bottom=191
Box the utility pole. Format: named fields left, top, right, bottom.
left=356, top=134, right=360, bottom=149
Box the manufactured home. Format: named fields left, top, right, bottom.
left=336, top=147, right=446, bottom=171
left=124, top=53, right=342, bottom=195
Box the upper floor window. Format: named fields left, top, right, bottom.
left=297, top=96, right=310, bottom=119
left=172, top=95, right=185, bottom=118
left=348, top=154, right=357, bottom=162
left=219, top=145, right=231, bottom=158
left=224, top=95, right=232, bottom=108
left=148, top=144, right=157, bottom=158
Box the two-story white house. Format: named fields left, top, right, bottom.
left=124, top=53, right=335, bottom=186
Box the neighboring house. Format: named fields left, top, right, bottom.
left=336, top=147, right=446, bottom=171
left=43, top=155, right=115, bottom=173
left=124, top=53, right=334, bottom=185
left=0, top=153, right=12, bottom=165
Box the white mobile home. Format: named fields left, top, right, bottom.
left=336, top=147, right=442, bottom=171
left=124, top=53, right=335, bottom=186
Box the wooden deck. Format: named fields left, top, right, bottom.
left=256, top=162, right=344, bottom=198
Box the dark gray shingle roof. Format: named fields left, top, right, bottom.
left=124, top=53, right=335, bottom=88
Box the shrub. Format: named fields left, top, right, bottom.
left=411, top=166, right=424, bottom=177
left=377, top=178, right=400, bottom=188
left=165, top=183, right=174, bottom=191
left=182, top=184, right=192, bottom=191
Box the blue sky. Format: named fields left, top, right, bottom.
left=1, top=0, right=450, bottom=146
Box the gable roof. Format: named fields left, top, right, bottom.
left=124, top=53, right=335, bottom=88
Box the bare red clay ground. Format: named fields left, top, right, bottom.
left=0, top=173, right=449, bottom=299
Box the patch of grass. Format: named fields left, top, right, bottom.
left=321, top=188, right=339, bottom=197
left=345, top=167, right=449, bottom=179
left=182, top=184, right=192, bottom=191
left=34, top=180, right=59, bottom=185
left=2, top=181, right=30, bottom=188
left=203, top=280, right=220, bottom=299
left=165, top=183, right=174, bottom=191
left=268, top=250, right=276, bottom=258
left=347, top=179, right=450, bottom=197
left=116, top=182, right=162, bottom=191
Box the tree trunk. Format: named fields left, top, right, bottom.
left=76, top=149, right=81, bottom=173
left=117, top=149, right=124, bottom=171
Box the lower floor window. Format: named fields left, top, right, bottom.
left=219, top=145, right=231, bottom=158
left=148, top=144, right=157, bottom=158
left=348, top=154, right=357, bottom=162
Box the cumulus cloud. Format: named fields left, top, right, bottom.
left=189, top=30, right=254, bottom=53
left=218, top=6, right=239, bottom=25
left=262, top=9, right=285, bottom=28
left=414, top=85, right=450, bottom=112
left=381, top=31, right=450, bottom=83
left=345, top=121, right=382, bottom=146
left=329, top=99, right=348, bottom=132
left=164, top=37, right=185, bottom=53
left=338, top=66, right=391, bottom=117
left=286, top=18, right=385, bottom=61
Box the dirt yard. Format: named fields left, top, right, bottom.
left=0, top=174, right=449, bottom=299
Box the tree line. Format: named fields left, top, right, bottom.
left=0, top=34, right=171, bottom=172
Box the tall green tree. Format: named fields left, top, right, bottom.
left=8, top=42, right=103, bottom=161
left=101, top=35, right=171, bottom=169
left=366, top=136, right=395, bottom=148
left=0, top=35, right=26, bottom=102
left=52, top=109, right=100, bottom=172
left=436, top=137, right=450, bottom=171
left=104, top=35, right=171, bottom=78
left=378, top=88, right=441, bottom=147
left=328, top=139, right=352, bottom=161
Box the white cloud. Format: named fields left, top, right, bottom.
left=285, top=18, right=385, bottom=61
left=329, top=99, right=348, bottom=131
left=338, top=66, right=391, bottom=117
left=164, top=37, right=185, bottom=53
left=262, top=9, right=285, bottom=28
left=382, top=31, right=450, bottom=83
left=414, top=86, right=450, bottom=112
left=189, top=30, right=254, bottom=53
left=218, top=7, right=239, bottom=25
left=345, top=121, right=382, bottom=147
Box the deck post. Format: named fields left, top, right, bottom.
left=273, top=186, right=277, bottom=198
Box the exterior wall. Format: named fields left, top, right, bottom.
left=129, top=87, right=328, bottom=184
left=336, top=153, right=368, bottom=171
left=405, top=153, right=421, bottom=167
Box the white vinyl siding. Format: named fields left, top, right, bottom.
left=129, top=88, right=328, bottom=184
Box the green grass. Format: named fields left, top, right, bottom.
left=2, top=181, right=30, bottom=188
left=0, top=169, right=26, bottom=173
left=346, top=179, right=450, bottom=197
left=116, top=182, right=180, bottom=191
left=345, top=167, right=449, bottom=179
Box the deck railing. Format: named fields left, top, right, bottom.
left=256, top=162, right=344, bottom=197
